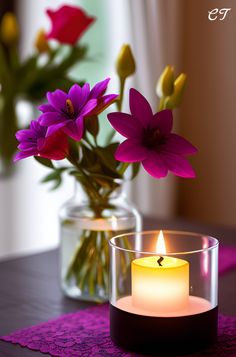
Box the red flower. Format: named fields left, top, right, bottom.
left=46, top=5, right=95, bottom=45
left=14, top=120, right=69, bottom=161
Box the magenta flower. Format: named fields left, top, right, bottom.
left=38, top=78, right=118, bottom=141
left=108, top=88, right=198, bottom=179
left=14, top=120, right=69, bottom=161
left=46, top=5, right=95, bottom=45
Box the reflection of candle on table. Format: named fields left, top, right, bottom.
left=132, top=230, right=189, bottom=313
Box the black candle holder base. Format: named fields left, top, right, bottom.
left=110, top=304, right=218, bottom=355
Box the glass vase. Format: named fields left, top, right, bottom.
left=59, top=179, right=142, bottom=302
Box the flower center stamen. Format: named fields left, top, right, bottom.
left=66, top=99, right=75, bottom=117
left=144, top=128, right=165, bottom=148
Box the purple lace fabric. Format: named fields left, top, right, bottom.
left=1, top=245, right=236, bottom=356
left=1, top=304, right=236, bottom=357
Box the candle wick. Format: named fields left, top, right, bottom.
left=157, top=256, right=164, bottom=266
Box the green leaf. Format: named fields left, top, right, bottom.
left=41, top=170, right=59, bottom=183
left=90, top=173, right=119, bottom=189
left=118, top=162, right=140, bottom=179
left=81, top=145, right=101, bottom=173
left=40, top=167, right=67, bottom=190
left=68, top=139, right=80, bottom=161
left=15, top=45, right=87, bottom=101
left=34, top=156, right=54, bottom=169
left=69, top=170, right=83, bottom=179
left=95, top=143, right=119, bottom=172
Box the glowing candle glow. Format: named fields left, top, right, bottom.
left=131, top=230, right=189, bottom=313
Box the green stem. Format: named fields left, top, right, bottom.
left=119, top=162, right=129, bottom=176
left=64, top=222, right=135, bottom=300
left=82, top=137, right=94, bottom=150
left=65, top=228, right=111, bottom=300
left=67, top=155, right=102, bottom=203
left=117, top=77, right=126, bottom=111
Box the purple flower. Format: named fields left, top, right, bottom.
left=14, top=120, right=69, bottom=161
left=38, top=78, right=118, bottom=141
left=108, top=88, right=198, bottom=179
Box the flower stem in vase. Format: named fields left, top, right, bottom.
left=63, top=224, right=134, bottom=302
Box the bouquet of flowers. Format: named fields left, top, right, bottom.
left=0, top=5, right=95, bottom=175
left=14, top=5, right=197, bottom=301
left=12, top=1, right=197, bottom=301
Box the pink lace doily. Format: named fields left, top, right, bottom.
left=1, top=304, right=236, bottom=357
left=219, top=246, right=236, bottom=275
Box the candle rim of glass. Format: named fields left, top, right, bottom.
left=109, top=230, right=219, bottom=256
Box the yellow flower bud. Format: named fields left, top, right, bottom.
left=0, top=12, right=19, bottom=45
left=167, top=73, right=187, bottom=108
left=34, top=29, right=50, bottom=53
left=116, top=44, right=136, bottom=79
left=156, top=65, right=174, bottom=97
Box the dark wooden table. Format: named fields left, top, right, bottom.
left=0, top=217, right=236, bottom=356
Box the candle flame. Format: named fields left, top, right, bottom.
left=156, top=230, right=166, bottom=254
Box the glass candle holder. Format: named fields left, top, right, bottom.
left=109, top=230, right=219, bottom=355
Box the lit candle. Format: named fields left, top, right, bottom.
left=131, top=230, right=189, bottom=313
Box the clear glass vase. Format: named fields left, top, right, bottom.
left=59, top=179, right=142, bottom=302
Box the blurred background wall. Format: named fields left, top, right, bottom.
left=0, top=0, right=235, bottom=258
left=178, top=0, right=236, bottom=227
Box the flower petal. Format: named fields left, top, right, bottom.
left=92, top=94, right=118, bottom=115
left=108, top=112, right=142, bottom=139
left=46, top=123, right=67, bottom=136
left=79, top=99, right=97, bottom=117
left=68, top=84, right=82, bottom=112
left=165, top=134, right=198, bottom=155
left=79, top=83, right=91, bottom=109
left=47, top=89, right=67, bottom=111
left=38, top=104, right=56, bottom=113
left=14, top=149, right=38, bottom=162
left=63, top=118, right=84, bottom=141
left=16, top=129, right=35, bottom=141
left=30, top=120, right=45, bottom=133
left=39, top=112, right=66, bottom=126
left=37, top=137, right=46, bottom=151
left=17, top=141, right=35, bottom=150
left=46, top=5, right=95, bottom=45
left=115, top=139, right=148, bottom=162
left=161, top=152, right=196, bottom=178
left=150, top=109, right=173, bottom=134
left=68, top=83, right=90, bottom=112
left=129, top=88, right=153, bottom=127
left=142, top=153, right=168, bottom=179
left=40, top=131, right=69, bottom=160
left=89, top=78, right=110, bottom=99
